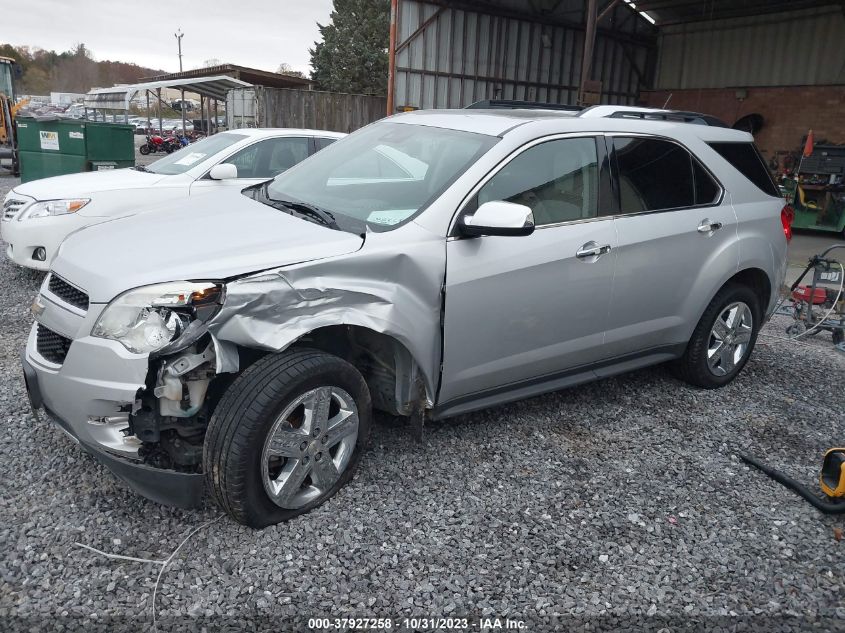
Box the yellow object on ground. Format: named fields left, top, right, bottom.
left=820, top=448, right=845, bottom=497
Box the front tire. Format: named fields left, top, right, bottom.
left=139, top=143, right=150, bottom=155
left=671, top=283, right=761, bottom=388
left=204, top=349, right=372, bottom=528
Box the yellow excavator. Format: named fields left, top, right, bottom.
left=0, top=56, right=27, bottom=176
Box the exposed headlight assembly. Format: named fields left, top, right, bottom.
left=18, top=199, right=90, bottom=220
left=92, top=282, right=224, bottom=354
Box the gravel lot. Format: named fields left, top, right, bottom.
left=1, top=173, right=843, bottom=632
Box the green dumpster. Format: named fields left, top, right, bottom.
left=16, top=117, right=135, bottom=183
left=16, top=119, right=87, bottom=156
left=18, top=151, right=88, bottom=181
left=85, top=121, right=135, bottom=162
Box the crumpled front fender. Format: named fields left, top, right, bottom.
left=207, top=227, right=445, bottom=404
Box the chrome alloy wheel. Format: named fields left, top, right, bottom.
left=261, top=386, right=359, bottom=509
left=707, top=301, right=753, bottom=377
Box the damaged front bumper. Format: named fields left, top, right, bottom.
left=22, top=324, right=204, bottom=508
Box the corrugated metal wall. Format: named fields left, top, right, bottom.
left=227, top=87, right=386, bottom=133
left=393, top=0, right=657, bottom=110
left=656, top=6, right=845, bottom=89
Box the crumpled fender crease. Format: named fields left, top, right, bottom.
left=206, top=241, right=443, bottom=402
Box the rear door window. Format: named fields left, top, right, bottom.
left=707, top=142, right=779, bottom=197
left=613, top=137, right=695, bottom=213
left=315, top=137, right=338, bottom=151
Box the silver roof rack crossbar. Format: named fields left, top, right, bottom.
left=465, top=99, right=584, bottom=112
left=461, top=102, right=727, bottom=127
left=578, top=105, right=727, bottom=127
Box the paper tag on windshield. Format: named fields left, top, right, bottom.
left=367, top=209, right=413, bottom=225
left=173, top=152, right=206, bottom=166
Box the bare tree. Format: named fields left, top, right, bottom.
left=276, top=62, right=306, bottom=79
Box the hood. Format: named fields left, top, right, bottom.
left=52, top=189, right=365, bottom=302
left=13, top=168, right=168, bottom=200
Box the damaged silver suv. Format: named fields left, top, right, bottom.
left=22, top=105, right=790, bottom=527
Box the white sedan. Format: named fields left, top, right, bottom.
left=1, top=128, right=344, bottom=270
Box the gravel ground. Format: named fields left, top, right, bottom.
left=1, top=173, right=844, bottom=632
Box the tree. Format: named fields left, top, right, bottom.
left=309, top=0, right=389, bottom=95
left=276, top=62, right=306, bottom=79
left=54, top=43, right=98, bottom=92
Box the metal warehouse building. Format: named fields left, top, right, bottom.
left=387, top=0, right=845, bottom=168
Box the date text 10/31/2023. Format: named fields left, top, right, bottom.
left=307, top=617, right=527, bottom=630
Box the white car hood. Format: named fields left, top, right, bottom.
left=13, top=168, right=168, bottom=201
left=51, top=189, right=365, bottom=302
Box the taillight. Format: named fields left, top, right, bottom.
left=781, top=204, right=794, bottom=242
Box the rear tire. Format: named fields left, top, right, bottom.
left=671, top=283, right=761, bottom=389
left=203, top=349, right=372, bottom=528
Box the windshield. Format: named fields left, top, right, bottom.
left=266, top=122, right=497, bottom=230
left=145, top=133, right=246, bottom=175
left=0, top=63, right=13, bottom=99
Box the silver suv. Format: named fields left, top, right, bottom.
left=21, top=105, right=790, bottom=527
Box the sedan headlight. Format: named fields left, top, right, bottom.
left=18, top=199, right=90, bottom=221
left=92, top=282, right=224, bottom=354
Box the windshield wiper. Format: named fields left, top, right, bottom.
left=278, top=200, right=338, bottom=229
left=133, top=165, right=149, bottom=172
left=261, top=187, right=339, bottom=230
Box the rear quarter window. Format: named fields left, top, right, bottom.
left=708, top=142, right=780, bottom=198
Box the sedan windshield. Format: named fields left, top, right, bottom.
left=145, top=133, right=246, bottom=175
left=266, top=122, right=497, bottom=230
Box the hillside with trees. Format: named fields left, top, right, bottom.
left=0, top=43, right=165, bottom=95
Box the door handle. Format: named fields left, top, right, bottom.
left=697, top=219, right=723, bottom=233
left=576, top=242, right=612, bottom=259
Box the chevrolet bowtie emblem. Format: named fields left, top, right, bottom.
left=30, top=297, right=46, bottom=318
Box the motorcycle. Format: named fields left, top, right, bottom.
left=139, top=134, right=171, bottom=155
left=173, top=133, right=191, bottom=148
left=162, top=135, right=183, bottom=153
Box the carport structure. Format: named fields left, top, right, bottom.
left=386, top=0, right=843, bottom=117
left=84, top=75, right=251, bottom=135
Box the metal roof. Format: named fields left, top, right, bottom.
left=654, top=5, right=845, bottom=88
left=633, top=0, right=841, bottom=26
left=84, top=75, right=251, bottom=110
left=143, top=64, right=314, bottom=89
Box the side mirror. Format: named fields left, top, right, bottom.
left=209, top=163, right=238, bottom=180
left=460, top=200, right=535, bottom=237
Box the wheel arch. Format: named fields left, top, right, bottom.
left=726, top=267, right=772, bottom=318
left=676, top=264, right=775, bottom=352
left=291, top=325, right=430, bottom=417
left=221, top=325, right=431, bottom=418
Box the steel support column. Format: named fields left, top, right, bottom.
left=579, top=0, right=598, bottom=104
left=387, top=0, right=398, bottom=115
left=157, top=87, right=163, bottom=137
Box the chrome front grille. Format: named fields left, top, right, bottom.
left=2, top=197, right=27, bottom=222
left=48, top=274, right=90, bottom=311
left=36, top=324, right=73, bottom=364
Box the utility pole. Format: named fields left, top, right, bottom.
left=175, top=28, right=185, bottom=135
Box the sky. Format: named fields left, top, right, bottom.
left=6, top=0, right=335, bottom=74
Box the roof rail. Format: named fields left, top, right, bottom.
left=465, top=99, right=583, bottom=112
left=578, top=105, right=727, bottom=127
